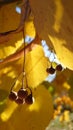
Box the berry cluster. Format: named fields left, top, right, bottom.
left=9, top=87, right=34, bottom=105
left=46, top=64, right=63, bottom=74
left=53, top=95, right=73, bottom=119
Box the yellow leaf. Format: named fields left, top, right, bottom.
left=25, top=19, right=36, bottom=38
left=49, top=35, right=73, bottom=70
left=29, top=0, right=73, bottom=70
left=0, top=85, right=53, bottom=130
left=0, top=2, right=23, bottom=59
left=25, top=45, right=49, bottom=88
left=0, top=2, right=20, bottom=32
left=0, top=33, right=23, bottom=59
left=0, top=58, right=23, bottom=92
left=29, top=0, right=64, bottom=47
left=0, top=45, right=49, bottom=90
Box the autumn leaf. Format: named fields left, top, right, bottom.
left=0, top=2, right=20, bottom=32
left=0, top=85, right=53, bottom=130
left=0, top=2, right=23, bottom=58
left=0, top=46, right=53, bottom=130
left=0, top=1, right=36, bottom=59
left=0, top=1, right=73, bottom=130
left=25, top=19, right=36, bottom=38
left=25, top=45, right=49, bottom=88
left=0, top=45, right=49, bottom=89
left=29, top=0, right=73, bottom=70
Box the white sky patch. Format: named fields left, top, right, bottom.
left=25, top=36, right=34, bottom=44
left=45, top=72, right=56, bottom=83
left=49, top=52, right=55, bottom=62
left=44, top=50, right=51, bottom=57
left=41, top=40, right=65, bottom=67
left=16, top=6, right=21, bottom=14
left=41, top=40, right=49, bottom=49
left=41, top=40, right=56, bottom=62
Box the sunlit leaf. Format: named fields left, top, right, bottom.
left=0, top=58, right=23, bottom=92
left=0, top=85, right=53, bottom=130
left=29, top=0, right=73, bottom=70
left=0, top=2, right=23, bottom=58
left=25, top=45, right=49, bottom=88
left=0, top=1, right=73, bottom=130
left=0, top=45, right=49, bottom=89
left=49, top=35, right=73, bottom=70
left=25, top=19, right=36, bottom=38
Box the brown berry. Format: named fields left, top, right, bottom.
left=46, top=66, right=55, bottom=74
left=56, top=64, right=62, bottom=71
left=25, top=94, right=33, bottom=104
left=17, top=88, right=28, bottom=99
left=15, top=98, right=24, bottom=104
left=9, top=91, right=17, bottom=101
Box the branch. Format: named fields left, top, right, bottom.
left=0, top=35, right=41, bottom=65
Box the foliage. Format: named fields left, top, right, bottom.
left=29, top=0, right=73, bottom=70
left=0, top=0, right=73, bottom=130
left=0, top=85, right=53, bottom=130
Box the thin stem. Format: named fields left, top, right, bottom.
left=22, top=0, right=29, bottom=88
left=22, top=28, right=25, bottom=88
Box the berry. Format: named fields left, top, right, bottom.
left=9, top=91, right=17, bottom=101
left=56, top=64, right=62, bottom=71
left=25, top=94, right=33, bottom=104
left=17, top=88, right=28, bottom=99
left=46, top=66, right=55, bottom=74
left=15, top=98, right=24, bottom=104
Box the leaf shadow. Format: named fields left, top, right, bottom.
left=39, top=0, right=73, bottom=54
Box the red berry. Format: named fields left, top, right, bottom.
left=25, top=94, right=33, bottom=104
left=17, top=88, right=28, bottom=99
left=46, top=66, right=55, bottom=74
left=9, top=91, right=17, bottom=101
left=56, top=64, right=62, bottom=71
left=15, top=98, right=24, bottom=104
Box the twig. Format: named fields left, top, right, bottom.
left=0, top=35, right=41, bottom=65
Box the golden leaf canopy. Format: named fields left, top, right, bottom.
left=1, top=1, right=73, bottom=130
